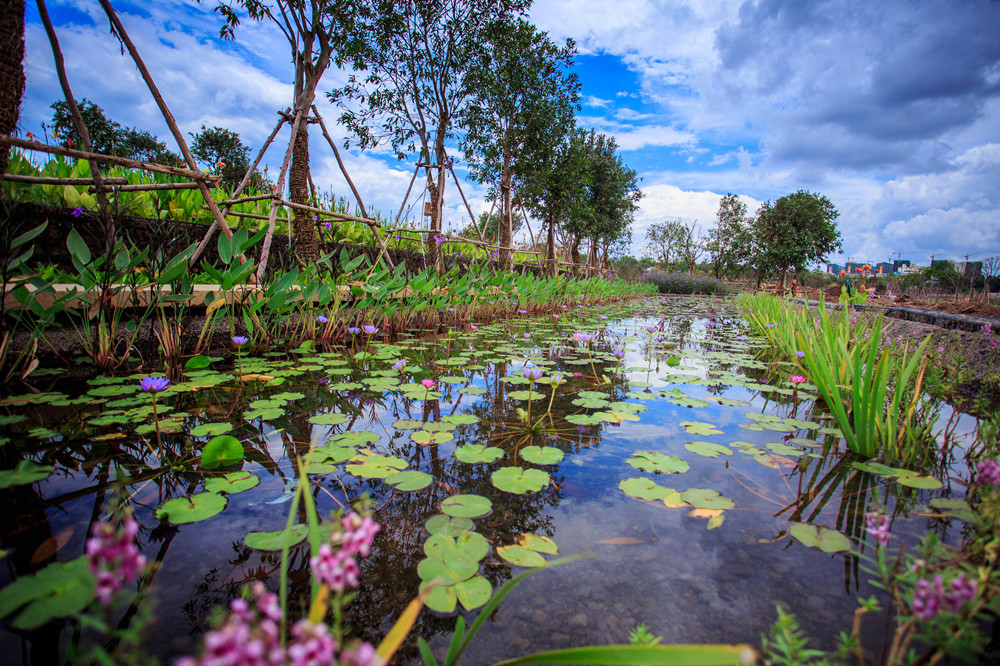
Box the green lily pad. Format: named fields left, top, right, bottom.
left=896, top=475, right=943, bottom=489
left=0, top=460, right=54, bottom=489
left=619, top=477, right=679, bottom=502
left=442, top=414, right=479, bottom=425
left=508, top=390, right=545, bottom=401
left=454, top=444, right=504, bottom=464
left=441, top=494, right=492, bottom=518
left=667, top=397, right=710, bottom=408
left=385, top=470, right=434, bottom=491
left=309, top=413, right=349, bottom=426
left=0, top=556, right=93, bottom=630
left=788, top=522, right=852, bottom=553
left=520, top=446, right=564, bottom=465
left=393, top=419, right=425, bottom=430
left=421, top=581, right=457, bottom=614
left=565, top=414, right=603, bottom=426
left=627, top=451, right=689, bottom=474
left=412, top=430, right=454, bottom=446
left=491, top=467, right=550, bottom=494
left=680, top=421, right=723, bottom=436
left=244, top=524, right=309, bottom=550
left=312, top=445, right=355, bottom=465
left=417, top=550, right=478, bottom=584
left=330, top=431, right=379, bottom=446
left=426, top=514, right=475, bottom=536
left=680, top=488, right=735, bottom=510
left=189, top=422, right=234, bottom=438
left=497, top=544, right=547, bottom=567
left=425, top=531, right=490, bottom=562
left=454, top=575, right=492, bottom=611
left=517, top=533, right=558, bottom=554
left=596, top=410, right=642, bottom=424
left=459, top=387, right=487, bottom=395
left=685, top=441, right=733, bottom=458
left=765, top=442, right=803, bottom=456
left=345, top=455, right=407, bottom=479
left=201, top=435, right=244, bottom=469
left=156, top=492, right=227, bottom=524
left=573, top=398, right=610, bottom=409
left=204, top=471, right=259, bottom=494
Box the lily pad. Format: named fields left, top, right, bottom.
left=345, top=455, right=407, bottom=479
left=156, top=492, right=227, bottom=524
left=520, top=446, right=564, bottom=465
left=425, top=531, right=490, bottom=562
left=454, top=444, right=504, bottom=464
left=309, top=413, right=349, bottom=426
left=517, top=533, right=558, bottom=554
left=507, top=390, right=545, bottom=401
left=417, top=550, right=478, bottom=584
left=442, top=414, right=479, bottom=425
left=0, top=556, right=93, bottom=630
left=393, top=419, right=425, bottom=430
left=627, top=451, right=689, bottom=474
left=788, top=522, right=852, bottom=553
left=201, top=435, right=244, bottom=469
left=896, top=475, right=943, bottom=489
left=412, top=430, right=454, bottom=446
left=497, top=544, right=547, bottom=567
left=0, top=460, right=54, bottom=489
left=685, top=441, right=733, bottom=458
left=204, top=471, right=259, bottom=494
left=385, top=470, right=434, bottom=491
left=425, top=514, right=475, bottom=536
left=244, top=524, right=309, bottom=550
left=454, top=575, right=492, bottom=611
left=680, top=421, right=723, bottom=436
left=680, top=488, right=735, bottom=510
left=189, top=422, right=234, bottom=438
left=441, top=494, right=492, bottom=518
left=619, top=477, right=679, bottom=502
left=565, top=414, right=603, bottom=426
left=491, top=467, right=550, bottom=494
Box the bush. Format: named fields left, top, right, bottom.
left=642, top=271, right=731, bottom=296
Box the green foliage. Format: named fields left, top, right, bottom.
left=50, top=99, right=178, bottom=163
left=190, top=125, right=259, bottom=191
left=751, top=190, right=842, bottom=282
left=760, top=605, right=826, bottom=666
left=705, top=194, right=752, bottom=279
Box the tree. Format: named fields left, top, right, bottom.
left=644, top=218, right=693, bottom=269
left=331, top=0, right=528, bottom=266
left=705, top=193, right=752, bottom=279
left=470, top=209, right=521, bottom=244
left=981, top=255, right=1000, bottom=303
left=0, top=0, right=26, bottom=176
left=190, top=125, right=259, bottom=192
left=750, top=190, right=842, bottom=289
left=215, top=0, right=378, bottom=262
left=49, top=99, right=177, bottom=163
left=461, top=17, right=579, bottom=268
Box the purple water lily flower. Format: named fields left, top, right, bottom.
left=231, top=335, right=249, bottom=347
left=139, top=376, right=170, bottom=392
left=347, top=327, right=361, bottom=335
left=362, top=325, right=379, bottom=335
left=523, top=368, right=545, bottom=381
left=316, top=315, right=330, bottom=324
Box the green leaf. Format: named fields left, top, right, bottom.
left=788, top=523, right=852, bottom=553
left=442, top=414, right=479, bottom=425
left=454, top=575, right=492, bottom=611
left=684, top=441, right=733, bottom=458
left=189, top=422, right=234, bottom=438
left=896, top=475, right=943, bottom=489
left=66, top=228, right=91, bottom=265
left=627, top=452, right=688, bottom=474
left=184, top=355, right=212, bottom=370
left=441, top=494, right=492, bottom=518
left=0, top=557, right=94, bottom=630
left=520, top=446, right=564, bottom=465
left=0, top=460, right=54, bottom=488
left=680, top=489, right=735, bottom=510
left=412, top=430, right=454, bottom=446
left=619, top=477, right=679, bottom=502
left=204, top=471, right=259, bottom=494
left=345, top=454, right=407, bottom=479
left=244, top=525, right=308, bottom=550
left=156, top=492, right=227, bottom=524
left=309, top=413, right=349, bottom=426
left=385, top=470, right=434, bottom=491
left=425, top=531, right=490, bottom=562
left=454, top=444, right=504, bottom=464
left=425, top=514, right=475, bottom=536
left=491, top=467, right=550, bottom=494
left=680, top=421, right=723, bottom=436
left=491, top=643, right=755, bottom=666
left=417, top=551, right=478, bottom=584
left=497, top=545, right=547, bottom=567
left=201, top=435, right=244, bottom=469
left=517, top=533, right=559, bottom=554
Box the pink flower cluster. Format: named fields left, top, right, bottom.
left=86, top=516, right=147, bottom=606
left=311, top=513, right=381, bottom=592
left=865, top=511, right=891, bottom=547
left=911, top=573, right=979, bottom=621
left=976, top=459, right=1000, bottom=486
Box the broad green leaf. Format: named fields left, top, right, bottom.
left=517, top=533, right=558, bottom=554
left=385, top=470, right=434, bottom=491
left=497, top=545, right=547, bottom=567
left=0, top=557, right=93, bottom=630
left=788, top=523, right=851, bottom=553
left=204, top=471, right=259, bottom=494
left=0, top=460, right=54, bottom=489
left=425, top=514, right=475, bottom=536
left=454, top=444, right=504, bottom=464
left=492, top=467, right=550, bottom=494
left=627, top=452, right=688, bottom=474
left=201, top=435, right=244, bottom=469
left=454, top=575, right=492, bottom=611
left=156, top=492, right=227, bottom=524
left=425, top=531, right=490, bottom=562
left=680, top=488, right=734, bottom=510
left=189, top=422, right=233, bottom=437
left=441, top=494, right=492, bottom=518
left=684, top=441, right=733, bottom=458
left=309, top=413, right=349, bottom=426
left=245, top=524, right=309, bottom=550
left=680, top=421, right=723, bottom=436
left=520, top=446, right=564, bottom=465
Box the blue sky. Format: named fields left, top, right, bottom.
left=18, top=0, right=1000, bottom=267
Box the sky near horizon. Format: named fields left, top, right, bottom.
left=16, top=0, right=1000, bottom=268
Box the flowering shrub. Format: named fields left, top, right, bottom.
left=641, top=271, right=731, bottom=296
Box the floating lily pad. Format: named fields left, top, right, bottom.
left=454, top=444, right=504, bottom=464
left=497, top=544, right=546, bottom=567
left=442, top=414, right=479, bottom=425
left=412, top=430, right=454, bottom=446
left=507, top=390, right=545, bottom=401
left=573, top=397, right=611, bottom=409
left=517, top=533, right=558, bottom=554
left=0, top=556, right=93, bottom=630
left=156, top=492, right=227, bottom=524
left=680, top=421, right=723, bottom=436
left=393, top=420, right=425, bottom=430
left=244, top=524, right=309, bottom=550
left=309, top=413, right=349, bottom=426
left=0, top=460, right=54, bottom=489
left=417, top=550, right=478, bottom=584
left=329, top=431, right=379, bottom=446
left=425, top=531, right=490, bottom=562
left=385, top=470, right=433, bottom=491
left=596, top=410, right=641, bottom=424
left=520, top=446, right=564, bottom=465
left=619, top=477, right=680, bottom=503
left=565, top=414, right=603, bottom=426
left=204, top=472, right=259, bottom=494
left=345, top=455, right=407, bottom=479
left=425, top=514, right=475, bottom=536
left=685, top=441, right=732, bottom=458
left=441, top=494, right=492, bottom=518
left=492, top=467, right=550, bottom=494
left=765, top=442, right=803, bottom=456
left=201, top=435, right=244, bottom=469
left=189, top=422, right=234, bottom=438
left=627, top=451, right=689, bottom=474
left=896, top=475, right=943, bottom=489
left=667, top=397, right=710, bottom=408
left=754, top=453, right=797, bottom=469
left=788, top=523, right=851, bottom=553
left=453, top=575, right=491, bottom=611
left=680, top=488, right=735, bottom=510
left=421, top=581, right=457, bottom=614
left=312, top=445, right=355, bottom=466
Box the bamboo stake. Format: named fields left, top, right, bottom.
left=2, top=174, right=127, bottom=185
left=257, top=106, right=305, bottom=279
left=89, top=181, right=216, bottom=193
left=448, top=161, right=485, bottom=243
left=35, top=0, right=115, bottom=250
left=0, top=135, right=221, bottom=181
left=311, top=104, right=368, bottom=218
left=96, top=0, right=239, bottom=253
left=219, top=193, right=277, bottom=206
left=518, top=204, right=546, bottom=272
left=394, top=162, right=421, bottom=226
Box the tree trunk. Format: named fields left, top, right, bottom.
left=499, top=182, right=512, bottom=270
left=0, top=0, right=25, bottom=176
left=545, top=213, right=556, bottom=275
left=289, top=113, right=316, bottom=263
left=570, top=234, right=581, bottom=275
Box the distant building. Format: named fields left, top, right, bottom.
left=827, top=263, right=844, bottom=274
left=875, top=262, right=892, bottom=276
left=844, top=262, right=866, bottom=275
left=960, top=261, right=983, bottom=279
left=892, top=259, right=911, bottom=273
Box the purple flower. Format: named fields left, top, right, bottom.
left=392, top=360, right=407, bottom=372
left=549, top=374, right=565, bottom=387
left=796, top=350, right=806, bottom=359
left=316, top=315, right=330, bottom=324
left=523, top=368, right=545, bottom=381
left=612, top=349, right=625, bottom=359
left=231, top=335, right=249, bottom=347
left=944, top=574, right=978, bottom=612
left=572, top=332, right=594, bottom=343
left=912, top=575, right=945, bottom=621
left=518, top=309, right=528, bottom=314
left=348, top=327, right=361, bottom=335
left=646, top=325, right=658, bottom=333
left=310, top=543, right=359, bottom=591
left=865, top=511, right=890, bottom=547
left=790, top=375, right=806, bottom=385
left=288, top=620, right=337, bottom=665
left=71, top=206, right=83, bottom=217
left=139, top=376, right=170, bottom=393
left=523, top=332, right=531, bottom=339
left=86, top=516, right=146, bottom=606
left=323, top=222, right=332, bottom=229
left=421, top=378, right=435, bottom=389
left=176, top=582, right=282, bottom=666
left=470, top=324, right=478, bottom=330
left=977, top=459, right=1000, bottom=486
left=362, top=325, right=379, bottom=335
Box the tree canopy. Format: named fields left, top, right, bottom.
left=751, top=190, right=842, bottom=287
left=50, top=99, right=177, bottom=163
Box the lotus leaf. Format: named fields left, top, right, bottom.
left=189, top=422, right=234, bottom=438
left=441, top=494, right=492, bottom=518
left=788, top=522, right=851, bottom=553
left=201, top=435, right=244, bottom=469
left=420, top=580, right=457, bottom=614
left=492, top=467, right=550, bottom=494
left=459, top=387, right=487, bottom=395
left=507, top=390, right=546, bottom=401
left=156, top=492, right=227, bottom=524
left=309, top=413, right=349, bottom=426
left=517, top=533, right=558, bottom=554
left=345, top=455, right=407, bottom=479
left=520, top=446, right=564, bottom=465
left=765, top=442, right=803, bottom=456
left=204, top=472, right=259, bottom=494
left=442, top=414, right=479, bottom=425
left=392, top=420, right=425, bottom=430
left=417, top=550, right=478, bottom=583
left=411, top=430, right=454, bottom=446
left=330, top=431, right=379, bottom=446
left=565, top=414, right=603, bottom=426
left=385, top=470, right=433, bottom=491
left=596, top=410, right=641, bottom=424
left=627, top=451, right=689, bottom=474
left=619, top=477, right=678, bottom=502
left=572, top=397, right=610, bottom=409
left=667, top=397, right=710, bottom=408
left=896, top=475, right=943, bottom=489
left=244, top=524, right=308, bottom=550
left=313, top=445, right=354, bottom=465
left=424, top=531, right=489, bottom=562
left=454, top=575, right=492, bottom=611
left=453, top=444, right=504, bottom=464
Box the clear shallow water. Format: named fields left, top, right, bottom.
left=0, top=295, right=977, bottom=664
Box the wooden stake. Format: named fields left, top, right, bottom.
left=448, top=161, right=486, bottom=243
left=89, top=181, right=215, bottom=193
left=311, top=104, right=368, bottom=218
left=2, top=174, right=127, bottom=186
left=257, top=106, right=305, bottom=279
left=394, top=162, right=421, bottom=226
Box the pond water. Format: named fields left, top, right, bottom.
left=0, top=295, right=977, bottom=664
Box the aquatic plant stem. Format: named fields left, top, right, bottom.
left=150, top=393, right=163, bottom=459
